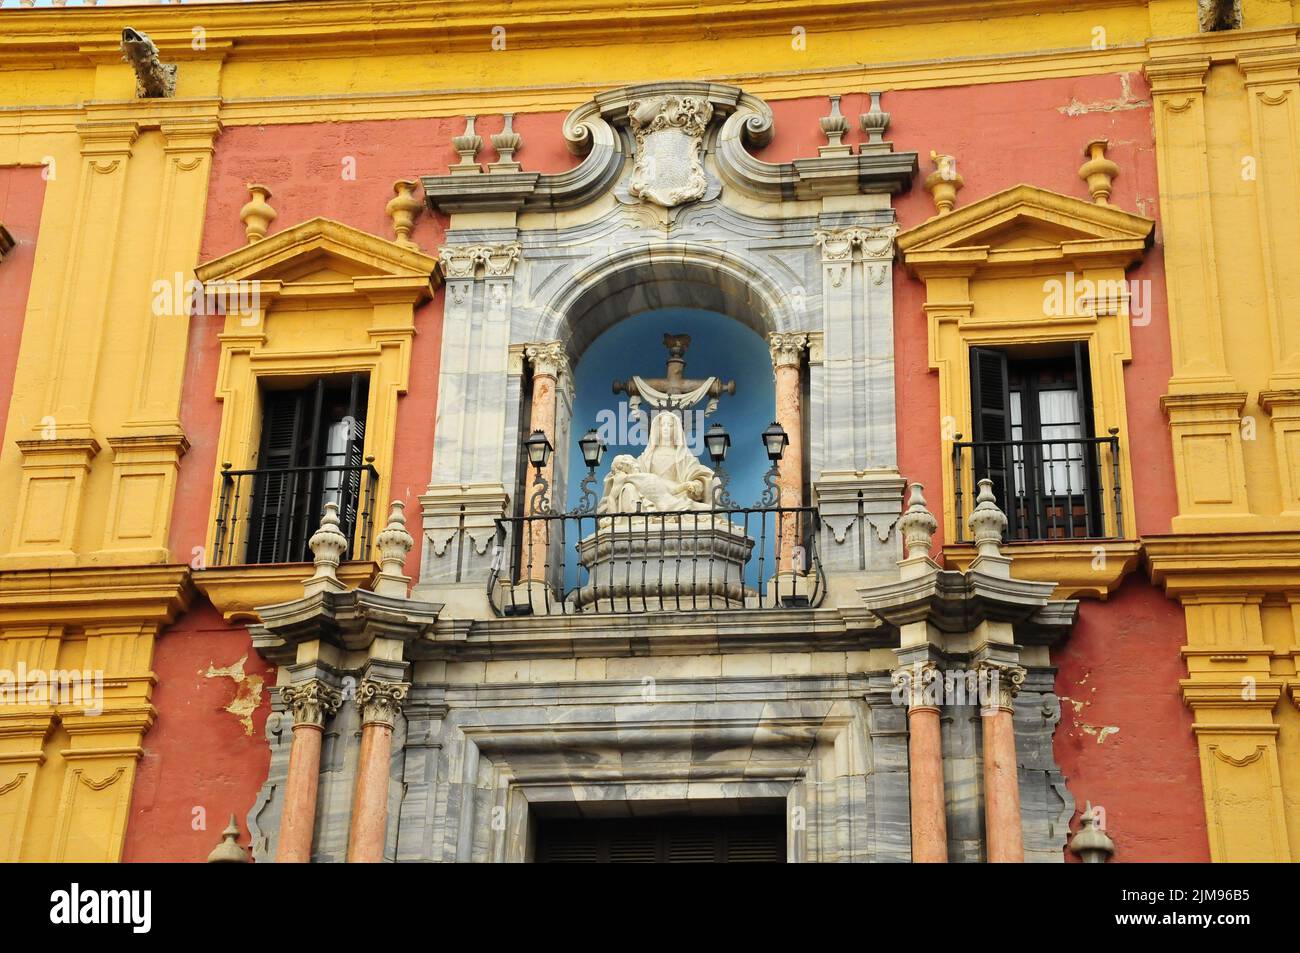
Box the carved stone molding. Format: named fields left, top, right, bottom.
left=977, top=661, right=1027, bottom=712
left=438, top=242, right=522, bottom=280
left=523, top=341, right=569, bottom=380
left=279, top=680, right=343, bottom=729
left=769, top=332, right=809, bottom=369
left=626, top=94, right=713, bottom=208
left=356, top=679, right=410, bottom=728
left=814, top=225, right=899, bottom=262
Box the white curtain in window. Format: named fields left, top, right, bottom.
left=1038, top=390, right=1084, bottom=494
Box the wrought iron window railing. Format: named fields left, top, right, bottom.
left=212, top=461, right=379, bottom=566
left=952, top=431, right=1123, bottom=542
left=488, top=505, right=824, bottom=616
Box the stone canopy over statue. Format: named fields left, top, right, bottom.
left=599, top=412, right=716, bottom=514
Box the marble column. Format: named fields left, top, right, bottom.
left=276, top=680, right=341, bottom=863
left=522, top=342, right=568, bottom=583
left=346, top=679, right=409, bottom=863
left=769, top=333, right=808, bottom=573
left=896, top=663, right=948, bottom=863
left=980, top=662, right=1026, bottom=862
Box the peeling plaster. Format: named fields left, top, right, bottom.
left=1058, top=74, right=1150, bottom=116
left=203, top=655, right=266, bottom=737
left=1079, top=724, right=1120, bottom=744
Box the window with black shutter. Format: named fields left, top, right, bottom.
left=968, top=343, right=1102, bottom=540
left=245, top=374, right=369, bottom=563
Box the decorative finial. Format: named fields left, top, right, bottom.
left=967, top=478, right=1008, bottom=562
left=859, top=91, right=891, bottom=151
left=450, top=115, right=483, bottom=175
left=1068, top=802, right=1116, bottom=863
left=1079, top=139, right=1119, bottom=206
left=373, top=501, right=415, bottom=597
left=898, top=483, right=938, bottom=560
left=818, top=95, right=852, bottom=158
left=386, top=180, right=422, bottom=250
left=206, top=815, right=249, bottom=863
left=304, top=502, right=349, bottom=596
left=240, top=184, right=276, bottom=244
left=924, top=152, right=963, bottom=216
left=489, top=114, right=523, bottom=173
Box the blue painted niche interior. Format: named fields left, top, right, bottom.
left=565, top=307, right=776, bottom=512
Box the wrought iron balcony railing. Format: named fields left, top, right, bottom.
left=488, top=505, right=825, bottom=616
left=952, top=431, right=1123, bottom=542
left=212, top=462, right=378, bottom=566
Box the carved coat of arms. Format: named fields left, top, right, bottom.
left=626, top=95, right=713, bottom=208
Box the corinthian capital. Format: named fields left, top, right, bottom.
left=355, top=679, right=410, bottom=728
left=768, top=332, right=809, bottom=369
left=524, top=341, right=570, bottom=380
left=977, top=661, right=1026, bottom=713
left=280, top=680, right=343, bottom=729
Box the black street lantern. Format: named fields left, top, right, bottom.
left=524, top=429, right=553, bottom=470
left=704, top=423, right=731, bottom=464
left=761, top=421, right=789, bottom=461
left=578, top=429, right=607, bottom=469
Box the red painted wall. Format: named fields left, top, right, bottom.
left=0, top=167, right=46, bottom=445
left=1053, top=576, right=1209, bottom=861
left=122, top=600, right=277, bottom=862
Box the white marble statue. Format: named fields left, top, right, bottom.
left=598, top=412, right=717, bottom=514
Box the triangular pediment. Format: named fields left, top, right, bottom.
left=898, top=184, right=1154, bottom=265
left=195, top=216, right=439, bottom=287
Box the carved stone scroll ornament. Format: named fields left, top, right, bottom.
left=626, top=95, right=714, bottom=208
left=355, top=679, right=410, bottom=728
left=280, top=680, right=343, bottom=729
left=437, top=242, right=522, bottom=280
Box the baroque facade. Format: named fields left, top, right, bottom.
left=0, top=0, right=1296, bottom=863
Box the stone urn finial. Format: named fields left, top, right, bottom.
left=489, top=113, right=523, bottom=172
left=450, top=115, right=483, bottom=175
left=206, top=815, right=249, bottom=863
left=240, top=184, right=276, bottom=243
left=898, top=482, right=938, bottom=560
left=967, top=478, right=1007, bottom=560
left=818, top=95, right=852, bottom=157
left=859, top=91, right=891, bottom=149
left=304, top=502, right=349, bottom=596
left=386, top=180, right=422, bottom=250
left=1079, top=139, right=1120, bottom=206
left=373, top=500, right=415, bottom=597
left=924, top=151, right=963, bottom=216
left=1068, top=802, right=1116, bottom=863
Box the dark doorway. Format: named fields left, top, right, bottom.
left=534, top=814, right=786, bottom=863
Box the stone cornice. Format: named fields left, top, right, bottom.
left=407, top=606, right=890, bottom=661
left=857, top=568, right=1076, bottom=645
left=0, top=565, right=194, bottom=627
left=0, top=0, right=1145, bottom=65
left=251, top=587, right=444, bottom=665
left=1144, top=533, right=1300, bottom=596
